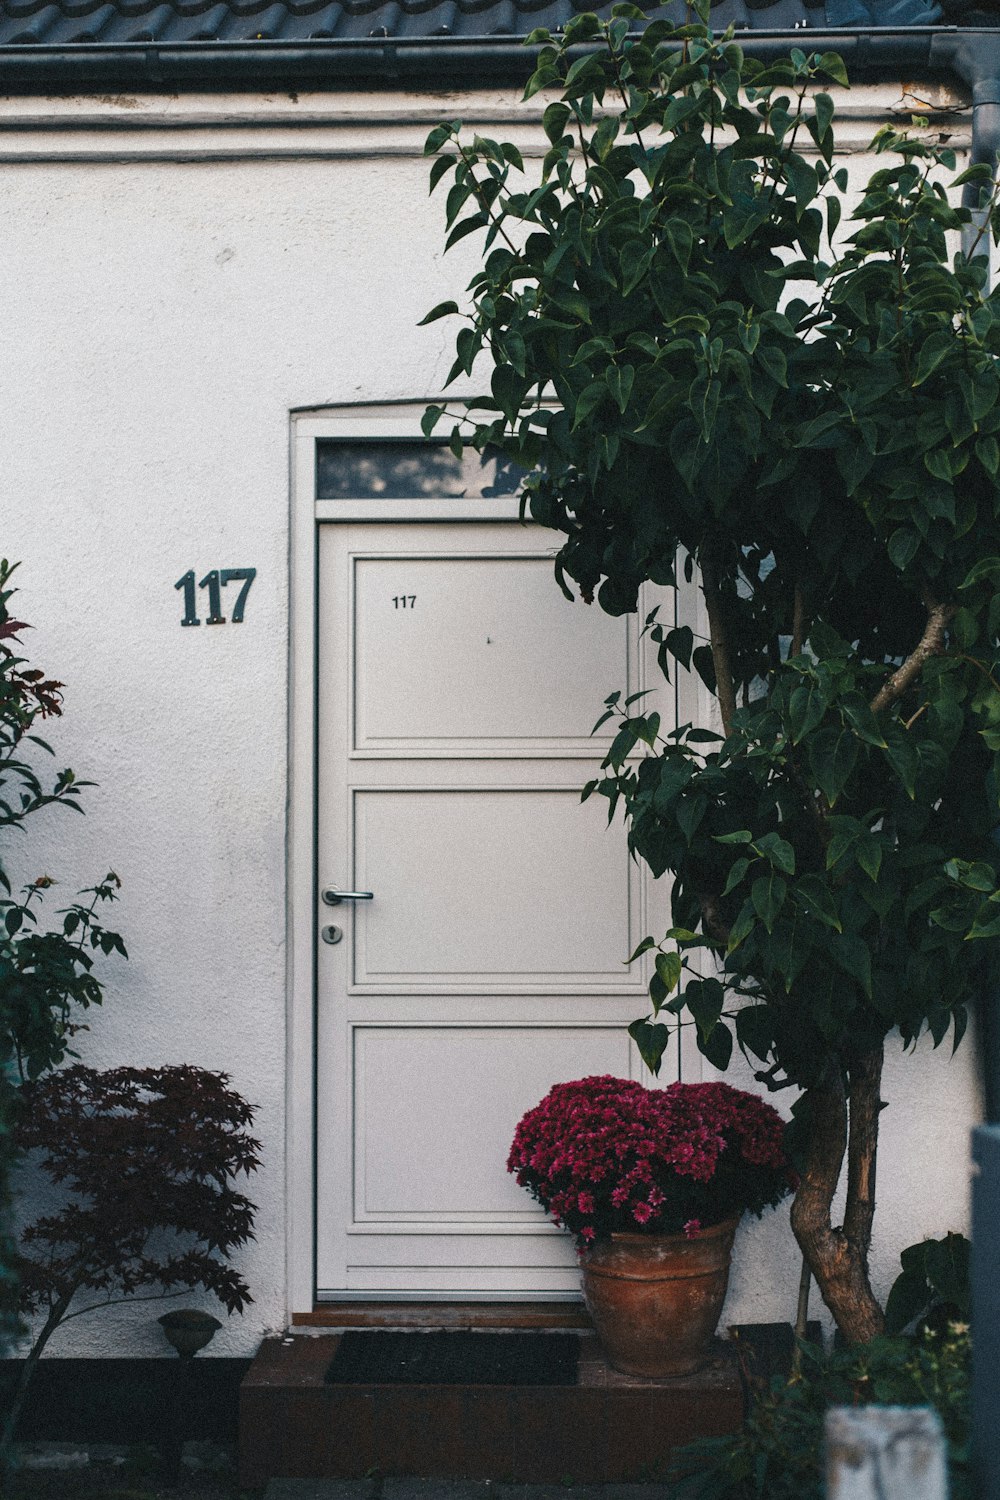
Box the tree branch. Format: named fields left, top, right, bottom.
left=57, top=1287, right=190, bottom=1326
left=792, top=583, right=807, bottom=659
left=870, top=597, right=956, bottom=716
left=700, top=550, right=738, bottom=736
left=0, top=1287, right=75, bottom=1470
left=695, top=889, right=731, bottom=947
left=842, top=1045, right=884, bottom=1263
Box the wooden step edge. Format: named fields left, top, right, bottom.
left=292, top=1301, right=594, bottom=1330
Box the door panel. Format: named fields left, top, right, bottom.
left=353, top=1024, right=636, bottom=1222
left=352, top=551, right=634, bottom=755
left=352, top=788, right=641, bottom=989
left=316, top=522, right=677, bottom=1298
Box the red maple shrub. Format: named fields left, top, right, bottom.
left=2, top=1064, right=260, bottom=1462
left=16, top=1064, right=260, bottom=1318
left=508, top=1075, right=793, bottom=1248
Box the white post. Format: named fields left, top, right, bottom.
left=825, top=1406, right=948, bottom=1500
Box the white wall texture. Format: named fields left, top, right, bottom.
left=0, top=79, right=982, bottom=1357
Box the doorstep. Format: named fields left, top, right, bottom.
left=293, top=1304, right=592, bottom=1330
left=239, top=1333, right=744, bottom=1489
left=264, top=1479, right=680, bottom=1499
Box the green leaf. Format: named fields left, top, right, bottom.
left=429, top=154, right=457, bottom=193
left=571, top=380, right=608, bottom=431
left=808, top=725, right=859, bottom=804
left=685, top=977, right=725, bottom=1042
left=424, top=120, right=460, bottom=155
left=665, top=219, right=693, bottom=274
left=606, top=364, right=635, bottom=415
left=967, top=908, right=1000, bottom=939
left=492, top=364, right=527, bottom=423
left=813, top=92, right=834, bottom=142
left=883, top=722, right=919, bottom=799
left=654, top=950, right=683, bottom=1000
left=757, top=344, right=788, bottom=389
left=722, top=857, right=751, bottom=897
left=735, top=1005, right=773, bottom=1063
left=542, top=102, right=571, bottom=144
left=626, top=935, right=656, bottom=963
left=788, top=679, right=828, bottom=742
left=887, top=529, right=920, bottom=572
left=855, top=833, right=882, bottom=883
left=946, top=859, right=996, bottom=892
left=817, top=51, right=849, bottom=86
left=664, top=625, right=694, bottom=670
left=698, top=1020, right=733, bottom=1071
left=826, top=817, right=865, bottom=874
left=828, top=932, right=873, bottom=997
left=754, top=832, right=795, bottom=875
left=444, top=212, right=488, bottom=252
left=794, top=874, right=842, bottom=932
left=727, top=899, right=756, bottom=954
left=752, top=873, right=787, bottom=933
left=715, top=830, right=753, bottom=845
left=885, top=1264, right=934, bottom=1335
left=676, top=793, right=707, bottom=842
left=628, top=1016, right=671, bottom=1075
left=977, top=436, right=1000, bottom=477
left=924, top=1232, right=971, bottom=1313
left=913, top=329, right=955, bottom=386
left=960, top=556, right=1000, bottom=590
left=841, top=694, right=887, bottom=748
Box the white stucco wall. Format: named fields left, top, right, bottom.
left=0, top=78, right=982, bottom=1356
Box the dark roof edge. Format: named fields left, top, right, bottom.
left=0, top=27, right=991, bottom=95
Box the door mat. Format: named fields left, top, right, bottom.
left=324, top=1330, right=580, bottom=1386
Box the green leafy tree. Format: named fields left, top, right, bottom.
left=0, top=560, right=126, bottom=1348
left=423, top=7, right=1000, bottom=1342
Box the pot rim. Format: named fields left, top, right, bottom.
left=606, top=1214, right=741, bottom=1246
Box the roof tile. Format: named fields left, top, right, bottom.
left=0, top=0, right=975, bottom=50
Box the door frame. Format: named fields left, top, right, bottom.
left=285, top=401, right=710, bottom=1321
left=287, top=401, right=529, bottom=1318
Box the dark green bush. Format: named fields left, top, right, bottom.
left=669, top=1323, right=970, bottom=1499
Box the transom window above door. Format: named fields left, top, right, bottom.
left=316, top=439, right=523, bottom=502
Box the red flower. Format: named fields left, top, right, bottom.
left=508, top=1076, right=792, bottom=1250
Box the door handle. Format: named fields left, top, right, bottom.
left=322, top=888, right=374, bottom=906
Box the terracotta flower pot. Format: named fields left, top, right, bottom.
left=580, top=1217, right=739, bottom=1377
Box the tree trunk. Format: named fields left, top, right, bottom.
left=790, top=1047, right=886, bottom=1345
left=0, top=1289, right=74, bottom=1475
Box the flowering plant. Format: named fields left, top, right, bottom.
left=508, top=1075, right=793, bottom=1249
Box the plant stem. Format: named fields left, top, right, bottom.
left=791, top=583, right=807, bottom=659
left=792, top=1254, right=812, bottom=1375
left=700, top=549, right=738, bottom=736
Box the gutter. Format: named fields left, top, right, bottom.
left=0, top=26, right=991, bottom=94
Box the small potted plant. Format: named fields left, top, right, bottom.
left=508, top=1074, right=793, bottom=1377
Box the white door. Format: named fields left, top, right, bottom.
left=315, top=520, right=679, bottom=1299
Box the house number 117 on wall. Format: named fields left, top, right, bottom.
left=174, top=569, right=256, bottom=626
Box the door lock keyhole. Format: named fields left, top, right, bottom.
left=321, top=924, right=343, bottom=945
